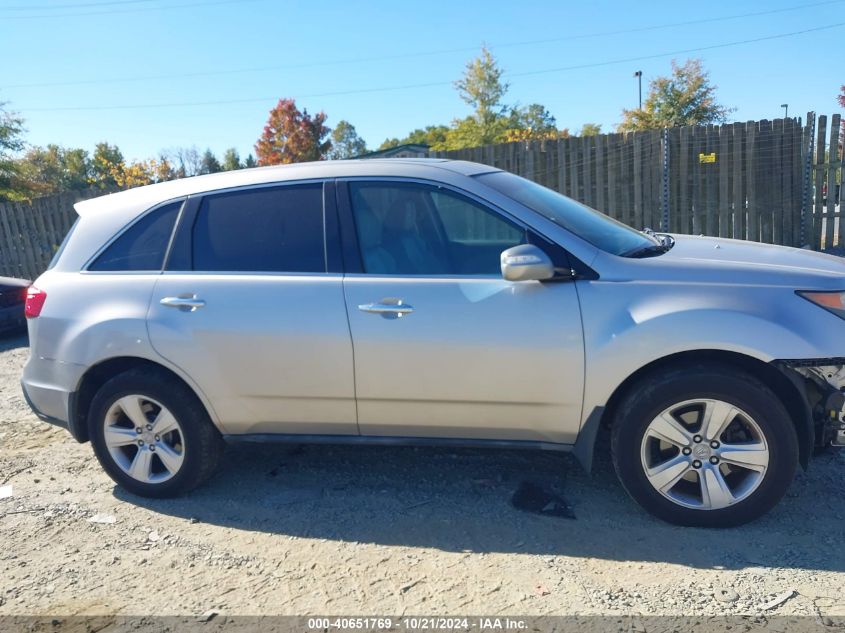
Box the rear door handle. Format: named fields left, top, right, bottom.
left=358, top=299, right=413, bottom=318
left=160, top=296, right=205, bottom=312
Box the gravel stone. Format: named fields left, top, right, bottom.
left=1, top=333, right=843, bottom=616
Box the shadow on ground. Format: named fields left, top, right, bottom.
left=115, top=438, right=845, bottom=572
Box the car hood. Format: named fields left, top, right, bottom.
left=618, top=234, right=845, bottom=288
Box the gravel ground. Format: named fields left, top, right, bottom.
left=1, top=332, right=844, bottom=619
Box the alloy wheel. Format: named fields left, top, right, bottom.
left=640, top=398, right=769, bottom=510
left=103, top=395, right=185, bottom=484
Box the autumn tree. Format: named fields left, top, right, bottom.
left=147, top=156, right=175, bottom=182
left=255, top=98, right=331, bottom=165
left=619, top=59, right=732, bottom=131
left=328, top=120, right=367, bottom=159
left=0, top=100, right=26, bottom=202
left=222, top=147, right=242, bottom=171
left=90, top=142, right=124, bottom=189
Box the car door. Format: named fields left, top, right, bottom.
left=339, top=179, right=585, bottom=445
left=147, top=181, right=357, bottom=436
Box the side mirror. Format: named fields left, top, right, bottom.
left=500, top=244, right=555, bottom=282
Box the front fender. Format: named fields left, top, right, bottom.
left=576, top=280, right=845, bottom=426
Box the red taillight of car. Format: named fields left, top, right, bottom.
left=25, top=286, right=47, bottom=318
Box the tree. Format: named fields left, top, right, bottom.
left=444, top=116, right=506, bottom=149
left=0, top=100, right=26, bottom=202
left=511, top=104, right=556, bottom=134
left=501, top=104, right=559, bottom=141
left=153, top=155, right=177, bottom=182
left=244, top=153, right=257, bottom=168
left=454, top=46, right=509, bottom=145
left=199, top=148, right=221, bottom=174
left=619, top=59, right=733, bottom=131
left=17, top=145, right=91, bottom=195
left=403, top=125, right=450, bottom=149
left=222, top=147, right=242, bottom=171
left=255, top=98, right=331, bottom=165
left=379, top=127, right=450, bottom=151
left=445, top=48, right=561, bottom=149
left=90, top=142, right=125, bottom=189
left=328, top=120, right=367, bottom=159
left=382, top=51, right=559, bottom=152
left=579, top=123, right=602, bottom=136
left=163, top=146, right=203, bottom=178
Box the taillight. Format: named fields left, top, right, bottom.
left=25, top=286, right=47, bottom=318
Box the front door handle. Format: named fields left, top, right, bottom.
left=358, top=299, right=413, bottom=319
left=160, top=296, right=205, bottom=312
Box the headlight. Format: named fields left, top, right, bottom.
left=797, top=290, right=845, bottom=319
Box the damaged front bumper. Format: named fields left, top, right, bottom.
left=782, top=359, right=845, bottom=448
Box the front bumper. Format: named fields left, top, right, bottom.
left=783, top=360, right=845, bottom=448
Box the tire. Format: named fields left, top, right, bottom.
left=611, top=364, right=798, bottom=527
left=88, top=367, right=224, bottom=498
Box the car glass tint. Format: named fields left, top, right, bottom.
left=475, top=171, right=656, bottom=256
left=349, top=182, right=524, bottom=275
left=192, top=184, right=325, bottom=273
left=88, top=201, right=181, bottom=271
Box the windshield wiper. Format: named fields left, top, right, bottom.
left=625, top=230, right=675, bottom=258
left=624, top=243, right=671, bottom=258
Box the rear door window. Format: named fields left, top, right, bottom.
left=88, top=200, right=182, bottom=271
left=191, top=184, right=325, bottom=273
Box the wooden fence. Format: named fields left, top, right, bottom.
left=0, top=189, right=102, bottom=279
left=808, top=113, right=843, bottom=250
left=1, top=114, right=842, bottom=280
left=432, top=116, right=819, bottom=248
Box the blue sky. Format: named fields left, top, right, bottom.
left=1, top=0, right=842, bottom=162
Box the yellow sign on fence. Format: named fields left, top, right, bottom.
left=699, top=152, right=717, bottom=164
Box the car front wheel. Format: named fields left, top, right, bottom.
left=611, top=365, right=799, bottom=527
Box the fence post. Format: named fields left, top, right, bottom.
left=661, top=128, right=670, bottom=232
left=800, top=112, right=816, bottom=248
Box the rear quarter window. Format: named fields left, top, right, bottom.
left=48, top=218, right=79, bottom=270
left=88, top=200, right=182, bottom=271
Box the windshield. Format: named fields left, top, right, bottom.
left=475, top=171, right=658, bottom=256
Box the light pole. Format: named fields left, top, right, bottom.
left=634, top=70, right=643, bottom=109
left=781, top=103, right=789, bottom=118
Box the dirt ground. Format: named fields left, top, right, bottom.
left=1, top=332, right=844, bottom=620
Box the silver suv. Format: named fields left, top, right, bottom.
left=21, top=159, right=845, bottom=527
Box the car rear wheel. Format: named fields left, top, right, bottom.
left=89, top=368, right=224, bottom=498
left=611, top=365, right=798, bottom=527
